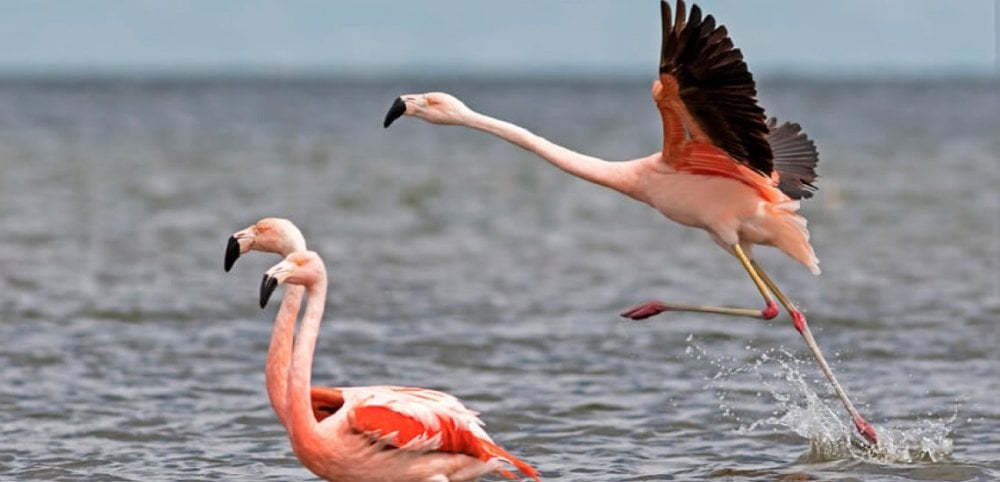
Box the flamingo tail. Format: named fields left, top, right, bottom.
left=767, top=201, right=820, bottom=275
left=478, top=439, right=541, bottom=481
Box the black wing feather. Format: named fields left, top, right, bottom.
left=660, top=0, right=773, bottom=175
left=767, top=118, right=819, bottom=199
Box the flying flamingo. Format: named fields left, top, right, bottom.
left=225, top=217, right=348, bottom=426
left=257, top=250, right=540, bottom=481
left=382, top=0, right=877, bottom=445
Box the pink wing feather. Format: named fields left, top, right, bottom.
left=347, top=387, right=540, bottom=481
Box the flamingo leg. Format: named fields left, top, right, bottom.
left=749, top=259, right=878, bottom=446
left=621, top=302, right=768, bottom=319
left=620, top=245, right=780, bottom=321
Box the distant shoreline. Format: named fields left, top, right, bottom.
left=0, top=70, right=996, bottom=86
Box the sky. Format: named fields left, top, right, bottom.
left=1, top=0, right=996, bottom=78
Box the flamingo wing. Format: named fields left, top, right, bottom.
left=310, top=386, right=346, bottom=422
left=767, top=118, right=820, bottom=200
left=655, top=0, right=772, bottom=176
left=347, top=387, right=539, bottom=481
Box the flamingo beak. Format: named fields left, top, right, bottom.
left=224, top=235, right=242, bottom=272
left=260, top=274, right=279, bottom=309
left=383, top=97, right=406, bottom=128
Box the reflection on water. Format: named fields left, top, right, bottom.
left=0, top=77, right=998, bottom=481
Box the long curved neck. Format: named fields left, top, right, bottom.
left=463, top=111, right=649, bottom=204
left=287, top=276, right=328, bottom=442
left=265, top=284, right=303, bottom=429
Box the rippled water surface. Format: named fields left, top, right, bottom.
left=1, top=77, right=998, bottom=481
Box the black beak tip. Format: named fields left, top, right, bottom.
left=259, top=275, right=278, bottom=309
left=383, top=97, right=406, bottom=128
left=224, top=235, right=241, bottom=272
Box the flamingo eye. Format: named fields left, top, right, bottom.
left=425, top=96, right=439, bottom=106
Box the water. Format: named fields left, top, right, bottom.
left=0, top=77, right=997, bottom=481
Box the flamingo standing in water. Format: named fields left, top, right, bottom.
left=250, top=249, right=539, bottom=481
left=224, top=217, right=346, bottom=425
left=383, top=0, right=877, bottom=445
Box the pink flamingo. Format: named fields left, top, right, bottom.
left=225, top=217, right=346, bottom=425
left=383, top=0, right=877, bottom=445
left=258, top=250, right=540, bottom=481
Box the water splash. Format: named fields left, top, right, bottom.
left=685, top=336, right=956, bottom=463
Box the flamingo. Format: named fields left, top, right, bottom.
left=382, top=0, right=878, bottom=445
left=224, top=217, right=347, bottom=426
left=258, top=250, right=540, bottom=481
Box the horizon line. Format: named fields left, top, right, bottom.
left=0, top=64, right=996, bottom=84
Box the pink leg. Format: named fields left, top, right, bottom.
left=757, top=262, right=878, bottom=446
left=623, top=247, right=781, bottom=321
left=621, top=248, right=878, bottom=446
left=620, top=300, right=778, bottom=320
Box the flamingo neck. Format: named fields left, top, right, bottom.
left=287, top=276, right=328, bottom=442
left=463, top=111, right=648, bottom=204
left=265, top=284, right=303, bottom=429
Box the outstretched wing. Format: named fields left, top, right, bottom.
left=656, top=0, right=772, bottom=176
left=347, top=387, right=540, bottom=481
left=767, top=118, right=819, bottom=199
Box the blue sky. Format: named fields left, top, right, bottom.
left=1, top=0, right=996, bottom=78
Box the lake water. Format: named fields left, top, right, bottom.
left=0, top=77, right=997, bottom=481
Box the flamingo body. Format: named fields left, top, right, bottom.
left=383, top=0, right=877, bottom=445
left=639, top=161, right=817, bottom=274
left=286, top=385, right=536, bottom=482
left=228, top=221, right=539, bottom=479
left=258, top=251, right=539, bottom=481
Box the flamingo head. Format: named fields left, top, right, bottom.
left=383, top=92, right=470, bottom=128
left=225, top=217, right=306, bottom=272
left=259, top=250, right=326, bottom=308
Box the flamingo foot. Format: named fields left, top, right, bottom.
left=620, top=301, right=668, bottom=320
left=854, top=416, right=879, bottom=445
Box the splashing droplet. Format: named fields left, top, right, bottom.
left=685, top=340, right=956, bottom=463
